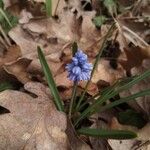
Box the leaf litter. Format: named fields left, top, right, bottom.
left=0, top=0, right=150, bottom=149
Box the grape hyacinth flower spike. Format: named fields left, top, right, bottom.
left=66, top=50, right=93, bottom=118
left=66, top=50, right=93, bottom=83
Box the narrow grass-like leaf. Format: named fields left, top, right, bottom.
left=77, top=128, right=137, bottom=139
left=0, top=0, right=4, bottom=8
left=38, top=46, right=64, bottom=111
left=75, top=23, right=116, bottom=110
left=46, top=0, right=52, bottom=17
left=115, top=70, right=150, bottom=93
left=100, top=88, right=150, bottom=112
left=72, top=42, right=78, bottom=56
left=0, top=82, right=13, bottom=92
left=75, top=70, right=150, bottom=126
left=74, top=87, right=114, bottom=126
left=0, top=8, right=12, bottom=27
left=78, top=81, right=119, bottom=111
left=0, top=9, right=18, bottom=33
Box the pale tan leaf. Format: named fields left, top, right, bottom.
left=92, top=59, right=125, bottom=85
left=0, top=45, right=21, bottom=67
left=4, top=58, right=32, bottom=84
left=0, top=82, right=68, bottom=150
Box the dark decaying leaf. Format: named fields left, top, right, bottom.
left=0, top=105, right=10, bottom=115
left=119, top=46, right=149, bottom=72
left=117, top=109, right=147, bottom=129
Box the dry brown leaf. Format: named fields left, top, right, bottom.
left=79, top=11, right=100, bottom=51
left=31, top=0, right=66, bottom=16
left=4, top=58, right=32, bottom=84
left=116, top=20, right=149, bottom=48
left=79, top=81, right=98, bottom=96
left=92, top=59, right=125, bottom=85
left=0, top=68, right=22, bottom=88
left=19, top=9, right=33, bottom=24
left=55, top=71, right=72, bottom=88
left=119, top=46, right=149, bottom=72
left=51, top=0, right=66, bottom=16
left=9, top=25, right=40, bottom=57
left=118, top=11, right=150, bottom=44
left=0, top=45, right=21, bottom=67
left=66, top=120, right=91, bottom=150
left=109, top=118, right=137, bottom=150
left=108, top=139, right=137, bottom=150
left=108, top=118, right=150, bottom=150
left=8, top=2, right=103, bottom=87
left=28, top=58, right=63, bottom=77
left=8, top=2, right=100, bottom=58
left=55, top=71, right=98, bottom=98
left=0, top=82, right=68, bottom=150
left=109, top=118, right=150, bottom=150
left=59, top=88, right=72, bottom=100
left=89, top=110, right=117, bottom=150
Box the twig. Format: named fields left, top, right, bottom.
left=114, top=19, right=128, bottom=47
left=133, top=140, right=150, bottom=150
left=132, top=0, right=143, bottom=16
left=122, top=25, right=149, bottom=48
left=53, top=0, right=61, bottom=16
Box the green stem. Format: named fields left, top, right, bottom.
left=69, top=81, right=78, bottom=118
left=75, top=23, right=116, bottom=111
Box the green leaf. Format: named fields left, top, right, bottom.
left=37, top=46, right=64, bottom=112
left=74, top=70, right=150, bottom=126
left=0, top=8, right=12, bottom=27
left=118, top=109, right=146, bottom=128
left=69, top=81, right=78, bottom=118
left=45, top=0, right=52, bottom=17
left=100, top=88, right=150, bottom=113
left=104, top=0, right=117, bottom=15
left=72, top=42, right=78, bottom=56
left=77, top=128, right=137, bottom=139
left=0, top=82, right=14, bottom=92
left=0, top=0, right=4, bottom=8
left=0, top=8, right=18, bottom=33
left=92, top=16, right=107, bottom=28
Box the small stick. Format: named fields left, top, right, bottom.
left=53, top=0, right=61, bottom=16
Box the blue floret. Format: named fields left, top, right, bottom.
left=66, top=50, right=93, bottom=82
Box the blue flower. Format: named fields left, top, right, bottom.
left=66, top=50, right=93, bottom=82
